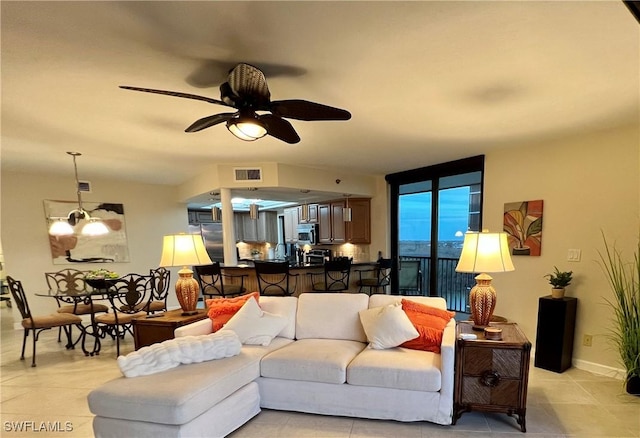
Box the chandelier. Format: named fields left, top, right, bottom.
left=48, top=152, right=109, bottom=237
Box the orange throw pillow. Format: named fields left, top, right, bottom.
left=400, top=299, right=455, bottom=353
left=206, top=292, right=260, bottom=332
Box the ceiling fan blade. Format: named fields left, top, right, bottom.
left=270, top=99, right=351, bottom=121
left=185, top=113, right=236, bottom=133
left=260, top=114, right=300, bottom=144
left=227, top=63, right=271, bottom=105
left=119, top=86, right=234, bottom=108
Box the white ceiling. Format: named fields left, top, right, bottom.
left=2, top=1, right=638, bottom=199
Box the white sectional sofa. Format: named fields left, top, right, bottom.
left=88, top=293, right=456, bottom=438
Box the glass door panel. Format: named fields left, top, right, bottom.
left=398, top=182, right=431, bottom=295
left=435, top=172, right=481, bottom=311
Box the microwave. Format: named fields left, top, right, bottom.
left=296, top=223, right=318, bottom=245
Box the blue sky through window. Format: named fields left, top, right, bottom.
left=399, top=187, right=470, bottom=242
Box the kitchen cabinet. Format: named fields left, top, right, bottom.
left=318, top=198, right=371, bottom=244
left=298, top=204, right=318, bottom=224
left=188, top=209, right=215, bottom=224
left=234, top=213, right=244, bottom=242
left=345, top=198, right=370, bottom=244
left=318, top=202, right=345, bottom=244
left=236, top=211, right=278, bottom=243
left=283, top=207, right=299, bottom=243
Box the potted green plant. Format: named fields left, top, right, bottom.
left=545, top=266, right=573, bottom=299
left=599, top=235, right=640, bottom=395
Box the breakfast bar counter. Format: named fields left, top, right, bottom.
left=221, top=261, right=379, bottom=295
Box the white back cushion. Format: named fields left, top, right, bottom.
left=369, top=295, right=448, bottom=311
left=258, top=296, right=298, bottom=339
left=296, top=293, right=369, bottom=341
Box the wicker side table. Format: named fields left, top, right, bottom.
left=453, top=321, right=531, bottom=432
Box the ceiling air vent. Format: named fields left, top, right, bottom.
left=77, top=180, right=92, bottom=193
left=234, top=167, right=262, bottom=182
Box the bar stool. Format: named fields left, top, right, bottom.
left=308, top=257, right=352, bottom=292
left=254, top=261, right=298, bottom=296
left=357, top=258, right=392, bottom=295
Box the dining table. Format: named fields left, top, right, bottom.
left=35, top=287, right=113, bottom=356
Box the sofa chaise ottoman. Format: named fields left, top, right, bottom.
left=88, top=293, right=455, bottom=437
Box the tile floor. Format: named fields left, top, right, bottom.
left=1, top=304, right=638, bottom=438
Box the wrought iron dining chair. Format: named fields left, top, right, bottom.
left=94, top=273, right=153, bottom=356
left=398, top=260, right=423, bottom=295
left=356, top=258, right=392, bottom=295
left=254, top=261, right=299, bottom=296
left=44, top=269, right=109, bottom=341
left=147, top=267, right=171, bottom=313
left=308, top=257, right=353, bottom=292
left=6, top=276, right=84, bottom=367
left=194, top=262, right=248, bottom=299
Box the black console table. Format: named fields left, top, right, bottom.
left=534, top=296, right=577, bottom=373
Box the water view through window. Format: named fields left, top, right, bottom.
left=396, top=170, right=482, bottom=311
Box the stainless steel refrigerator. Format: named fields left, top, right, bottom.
left=188, top=223, right=224, bottom=263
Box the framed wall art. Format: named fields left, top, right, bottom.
left=503, top=199, right=543, bottom=256
left=44, top=200, right=130, bottom=264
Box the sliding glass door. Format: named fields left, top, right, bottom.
left=386, top=156, right=484, bottom=312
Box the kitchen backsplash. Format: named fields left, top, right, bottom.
left=237, top=242, right=372, bottom=262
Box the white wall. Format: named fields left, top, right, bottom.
left=483, top=123, right=639, bottom=374
left=1, top=171, right=188, bottom=317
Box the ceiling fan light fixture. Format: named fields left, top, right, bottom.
left=227, top=112, right=267, bottom=141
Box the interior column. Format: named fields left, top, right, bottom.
left=220, top=188, right=238, bottom=266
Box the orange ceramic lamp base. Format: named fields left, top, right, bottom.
left=469, top=273, right=496, bottom=331
left=175, top=268, right=200, bottom=316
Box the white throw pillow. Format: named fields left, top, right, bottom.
left=358, top=302, right=419, bottom=349
left=220, top=296, right=287, bottom=346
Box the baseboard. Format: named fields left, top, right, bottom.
left=573, top=358, right=626, bottom=380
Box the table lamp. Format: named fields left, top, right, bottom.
left=455, top=230, right=515, bottom=330
left=159, top=233, right=212, bottom=315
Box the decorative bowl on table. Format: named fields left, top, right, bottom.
left=85, top=269, right=119, bottom=290
left=85, top=278, right=118, bottom=290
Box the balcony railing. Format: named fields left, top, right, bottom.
left=398, top=256, right=474, bottom=313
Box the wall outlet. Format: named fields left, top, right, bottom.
left=583, top=334, right=593, bottom=347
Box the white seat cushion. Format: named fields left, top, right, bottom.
left=347, top=346, right=442, bottom=391
left=261, top=338, right=366, bottom=384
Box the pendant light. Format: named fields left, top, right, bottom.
left=343, top=194, right=352, bottom=222
left=249, top=203, right=260, bottom=220
left=48, top=152, right=109, bottom=237
left=300, top=190, right=310, bottom=222
left=209, top=192, right=222, bottom=222
left=212, top=206, right=222, bottom=222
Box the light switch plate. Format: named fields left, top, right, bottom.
left=567, top=249, right=582, bottom=262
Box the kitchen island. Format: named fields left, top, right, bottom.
left=221, top=260, right=380, bottom=295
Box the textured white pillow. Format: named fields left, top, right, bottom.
left=221, top=296, right=287, bottom=346
left=358, top=302, right=419, bottom=349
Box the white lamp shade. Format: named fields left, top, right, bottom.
left=159, top=234, right=213, bottom=267
left=455, top=231, right=514, bottom=273
left=49, top=219, right=74, bottom=236
left=81, top=219, right=109, bottom=236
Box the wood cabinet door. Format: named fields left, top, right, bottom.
left=318, top=204, right=332, bottom=243
left=284, top=207, right=298, bottom=243
left=242, top=214, right=258, bottom=242
left=234, top=213, right=244, bottom=242
left=331, top=202, right=345, bottom=243
left=346, top=198, right=371, bottom=243
left=308, top=204, right=319, bottom=223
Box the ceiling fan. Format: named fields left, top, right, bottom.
left=120, top=63, right=351, bottom=144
